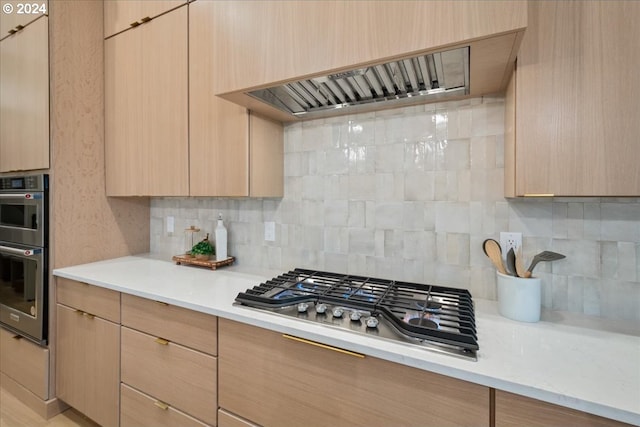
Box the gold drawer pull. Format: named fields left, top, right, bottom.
left=155, top=300, right=169, bottom=306
left=74, top=309, right=83, bottom=314
left=154, top=400, right=169, bottom=410
left=155, top=337, right=169, bottom=345
left=282, top=334, right=364, bottom=358
left=140, top=16, right=152, bottom=23
left=130, top=21, right=140, bottom=27
left=83, top=312, right=95, bottom=319
left=523, top=193, right=554, bottom=197
left=12, top=335, right=22, bottom=340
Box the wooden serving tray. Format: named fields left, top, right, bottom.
left=172, top=254, right=235, bottom=270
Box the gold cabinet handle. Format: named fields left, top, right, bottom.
left=82, top=312, right=95, bottom=319
left=12, top=335, right=22, bottom=340
left=154, top=400, right=169, bottom=410
left=155, top=300, right=169, bottom=306
left=74, top=309, right=83, bottom=314
left=140, top=16, right=152, bottom=23
left=282, top=334, right=364, bottom=358
left=523, top=193, right=554, bottom=197
left=154, top=337, right=169, bottom=345
left=130, top=21, right=140, bottom=27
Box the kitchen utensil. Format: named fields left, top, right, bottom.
left=524, top=251, right=566, bottom=278
left=514, top=247, right=527, bottom=278
left=482, top=239, right=508, bottom=275
left=506, top=248, right=517, bottom=277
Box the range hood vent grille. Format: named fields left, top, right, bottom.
left=248, top=46, right=469, bottom=119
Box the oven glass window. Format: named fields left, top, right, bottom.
left=0, top=252, right=38, bottom=317
left=0, top=203, right=37, bottom=229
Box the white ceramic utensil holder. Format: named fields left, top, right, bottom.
left=496, top=272, right=541, bottom=322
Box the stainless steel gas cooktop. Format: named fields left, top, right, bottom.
left=234, top=268, right=478, bottom=360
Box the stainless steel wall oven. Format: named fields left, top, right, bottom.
left=0, top=174, right=48, bottom=345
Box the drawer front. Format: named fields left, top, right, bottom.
left=218, top=409, right=260, bottom=427
left=219, top=318, right=490, bottom=427
left=495, top=390, right=634, bottom=427
left=121, top=327, right=217, bottom=425
left=121, top=293, right=217, bottom=355
left=121, top=383, right=210, bottom=427
left=0, top=326, right=49, bottom=399
left=56, top=277, right=120, bottom=323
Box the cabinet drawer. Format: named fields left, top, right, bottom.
left=121, top=327, right=217, bottom=425
left=56, top=277, right=120, bottom=323
left=219, top=409, right=260, bottom=427
left=495, top=390, right=633, bottom=427
left=121, top=383, right=210, bottom=427
left=0, top=327, right=48, bottom=400
left=219, top=318, right=490, bottom=427
left=121, top=293, right=216, bottom=355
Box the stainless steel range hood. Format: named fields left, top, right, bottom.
left=247, top=46, right=469, bottom=120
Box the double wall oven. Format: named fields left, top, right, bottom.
left=0, top=174, right=48, bottom=345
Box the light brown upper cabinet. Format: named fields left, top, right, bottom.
left=105, top=5, right=189, bottom=196
left=205, top=1, right=527, bottom=122
left=505, top=1, right=640, bottom=197
left=0, top=15, right=49, bottom=172
left=0, top=0, right=48, bottom=39
left=189, top=0, right=283, bottom=197
left=103, top=0, right=186, bottom=38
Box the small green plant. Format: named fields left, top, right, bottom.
left=191, top=233, right=215, bottom=257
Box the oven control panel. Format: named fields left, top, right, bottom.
left=0, top=174, right=48, bottom=192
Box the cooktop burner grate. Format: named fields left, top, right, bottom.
left=235, top=268, right=478, bottom=360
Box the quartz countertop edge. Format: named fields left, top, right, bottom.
left=53, top=255, right=640, bottom=426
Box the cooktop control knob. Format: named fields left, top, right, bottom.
left=297, top=302, right=309, bottom=313
left=316, top=303, right=327, bottom=314
left=349, top=310, right=362, bottom=321
left=332, top=307, right=344, bottom=318
left=365, top=316, right=379, bottom=328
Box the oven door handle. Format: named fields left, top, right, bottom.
left=0, top=245, right=41, bottom=256
left=0, top=193, right=42, bottom=200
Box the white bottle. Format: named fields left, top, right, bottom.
left=215, top=213, right=228, bottom=261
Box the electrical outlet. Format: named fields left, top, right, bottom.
left=500, top=232, right=522, bottom=254
left=166, top=216, right=174, bottom=234
left=264, top=221, right=276, bottom=242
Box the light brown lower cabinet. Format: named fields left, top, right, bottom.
left=494, top=390, right=634, bottom=427
left=218, top=318, right=490, bottom=427
left=121, top=383, right=209, bottom=427
left=55, top=303, right=120, bottom=427
left=0, top=327, right=49, bottom=400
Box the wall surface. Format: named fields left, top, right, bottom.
left=151, top=98, right=640, bottom=322
left=48, top=0, right=150, bottom=400
left=50, top=0, right=150, bottom=269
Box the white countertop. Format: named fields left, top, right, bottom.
left=53, top=255, right=640, bottom=425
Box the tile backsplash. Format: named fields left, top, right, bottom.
left=151, top=98, right=640, bottom=323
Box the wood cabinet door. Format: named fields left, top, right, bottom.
left=218, top=319, right=490, bottom=427
left=104, top=0, right=186, bottom=38
left=189, top=0, right=284, bottom=197
left=0, top=327, right=49, bottom=400
left=56, top=304, right=120, bottom=427
left=105, top=6, right=188, bottom=196
left=0, top=16, right=49, bottom=172
left=495, top=390, right=633, bottom=427
left=513, top=1, right=640, bottom=196
left=189, top=0, right=249, bottom=197
left=0, top=1, right=48, bottom=39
